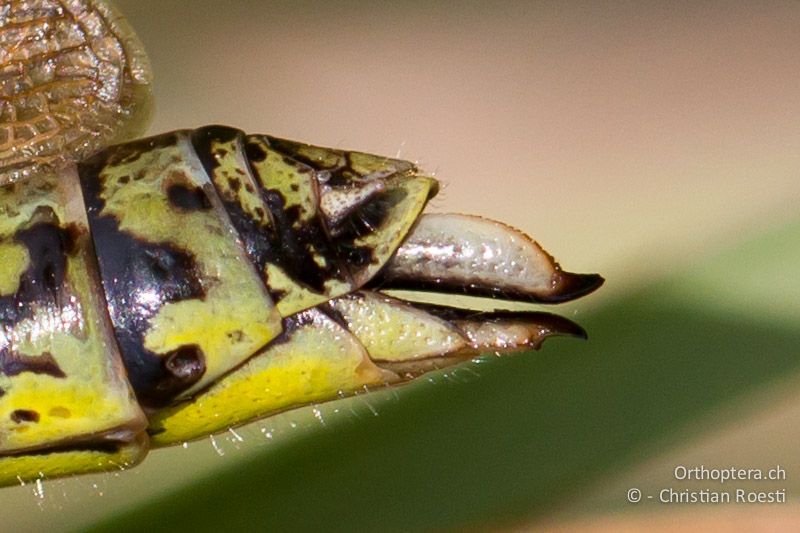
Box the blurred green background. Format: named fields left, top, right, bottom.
left=2, top=1, right=799, bottom=530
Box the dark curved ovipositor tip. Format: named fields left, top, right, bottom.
left=541, top=272, right=605, bottom=303
left=409, top=304, right=589, bottom=345
left=529, top=312, right=589, bottom=342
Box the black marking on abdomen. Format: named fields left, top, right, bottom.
left=190, top=126, right=280, bottom=280
left=1, top=352, right=65, bottom=378
left=337, top=245, right=374, bottom=268
left=81, top=213, right=207, bottom=406
left=246, top=136, right=352, bottom=295
left=263, top=136, right=356, bottom=187
left=78, top=149, right=209, bottom=405
left=167, top=183, right=212, bottom=211
left=156, top=344, right=207, bottom=399
left=193, top=127, right=352, bottom=301
left=0, top=219, right=73, bottom=323
left=259, top=190, right=338, bottom=293
left=11, top=410, right=39, bottom=423
left=0, top=215, right=79, bottom=380
left=329, top=187, right=407, bottom=269
left=96, top=130, right=186, bottom=169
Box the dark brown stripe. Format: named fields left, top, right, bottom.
left=6, top=440, right=124, bottom=457
left=409, top=302, right=588, bottom=341
left=2, top=351, right=65, bottom=378
left=372, top=272, right=605, bottom=304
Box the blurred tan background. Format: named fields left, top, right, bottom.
left=117, top=0, right=799, bottom=290
left=2, top=1, right=799, bottom=530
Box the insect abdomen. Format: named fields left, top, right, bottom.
left=76, top=126, right=435, bottom=406
left=0, top=125, right=432, bottom=482
left=0, top=125, right=602, bottom=485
